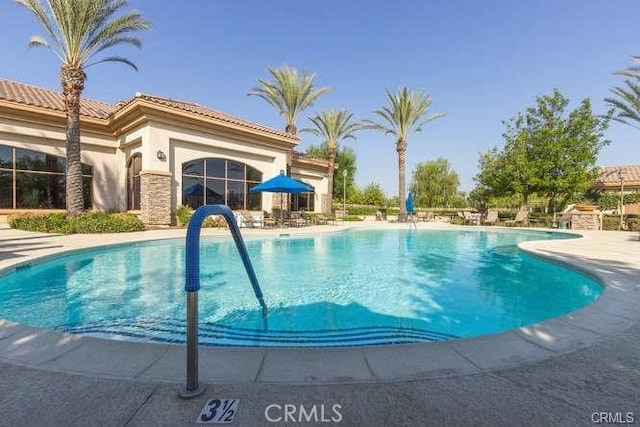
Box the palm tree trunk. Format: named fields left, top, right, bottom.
left=326, top=151, right=336, bottom=214
left=397, top=137, right=407, bottom=219
left=61, top=66, right=86, bottom=218
left=285, top=123, right=297, bottom=135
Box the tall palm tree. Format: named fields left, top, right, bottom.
left=248, top=65, right=331, bottom=135
left=303, top=109, right=361, bottom=212
left=363, top=87, right=443, bottom=218
left=17, top=0, right=150, bottom=217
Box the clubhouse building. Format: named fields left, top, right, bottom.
left=0, top=79, right=330, bottom=225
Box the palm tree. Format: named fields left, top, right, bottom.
left=17, top=0, right=150, bottom=217
left=363, top=87, right=443, bottom=219
left=303, top=109, right=361, bottom=212
left=605, top=55, right=640, bottom=130
left=248, top=65, right=330, bottom=135
left=605, top=80, right=640, bottom=131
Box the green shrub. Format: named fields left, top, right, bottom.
left=9, top=211, right=145, bottom=234
left=344, top=215, right=364, bottom=222
left=70, top=212, right=145, bottom=233
left=344, top=206, right=379, bottom=216
left=202, top=215, right=226, bottom=228
left=626, top=218, right=640, bottom=232
left=602, top=215, right=621, bottom=231
left=175, top=205, right=193, bottom=227
left=9, top=213, right=68, bottom=233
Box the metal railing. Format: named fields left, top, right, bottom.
left=179, top=204, right=267, bottom=399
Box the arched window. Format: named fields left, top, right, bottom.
left=0, top=144, right=92, bottom=209
left=127, top=154, right=142, bottom=210
left=182, top=158, right=262, bottom=210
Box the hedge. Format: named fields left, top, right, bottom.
left=9, top=212, right=145, bottom=234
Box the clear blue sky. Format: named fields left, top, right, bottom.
left=1, top=0, right=639, bottom=196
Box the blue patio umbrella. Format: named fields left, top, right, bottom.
left=250, top=171, right=314, bottom=194
left=405, top=191, right=415, bottom=214
left=251, top=171, right=314, bottom=225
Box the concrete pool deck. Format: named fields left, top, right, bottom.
left=0, top=222, right=639, bottom=426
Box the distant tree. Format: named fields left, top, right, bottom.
left=475, top=89, right=610, bottom=208
left=305, top=144, right=357, bottom=201
left=410, top=158, right=460, bottom=208
left=364, top=87, right=443, bottom=218
left=17, top=0, right=150, bottom=217
left=605, top=55, right=640, bottom=130
left=248, top=65, right=330, bottom=135
left=303, top=109, right=360, bottom=212
left=361, top=182, right=387, bottom=206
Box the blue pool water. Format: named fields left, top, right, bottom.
left=0, top=228, right=601, bottom=347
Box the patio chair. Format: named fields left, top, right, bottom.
left=263, top=211, right=276, bottom=228
left=483, top=209, right=499, bottom=225
left=289, top=211, right=307, bottom=227
left=462, top=211, right=481, bottom=225
left=244, top=211, right=264, bottom=228
left=504, top=208, right=529, bottom=226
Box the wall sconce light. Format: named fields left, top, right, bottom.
left=156, top=149, right=166, bottom=161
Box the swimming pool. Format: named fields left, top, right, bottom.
left=0, top=228, right=602, bottom=347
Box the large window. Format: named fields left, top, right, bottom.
left=0, top=145, right=93, bottom=209
left=182, top=158, right=262, bottom=210
left=291, top=189, right=315, bottom=212
left=127, top=154, right=142, bottom=210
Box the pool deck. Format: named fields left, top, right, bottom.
left=0, top=222, right=639, bottom=426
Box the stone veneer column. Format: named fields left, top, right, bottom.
left=570, top=211, right=601, bottom=231
left=139, top=170, right=172, bottom=226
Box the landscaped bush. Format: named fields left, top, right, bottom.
left=9, top=211, right=145, bottom=234
left=344, top=215, right=364, bottom=222
left=175, top=204, right=193, bottom=227
left=8, top=212, right=70, bottom=233
left=602, top=215, right=621, bottom=231
left=344, top=206, right=379, bottom=216
left=626, top=217, right=640, bottom=232
left=202, top=215, right=227, bottom=228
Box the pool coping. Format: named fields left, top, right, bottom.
left=1, top=223, right=639, bottom=386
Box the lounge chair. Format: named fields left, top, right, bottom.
left=504, top=208, right=529, bottom=226
left=483, top=209, right=499, bottom=225
left=417, top=211, right=434, bottom=222
left=461, top=211, right=481, bottom=225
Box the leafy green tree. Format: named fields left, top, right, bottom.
left=306, top=144, right=357, bottom=202
left=303, top=109, right=360, bottom=212
left=410, top=158, right=460, bottom=208
left=248, top=65, right=330, bottom=135
left=475, top=89, right=610, bottom=208
left=17, top=0, right=150, bottom=217
left=605, top=55, right=640, bottom=130
left=361, top=182, right=386, bottom=206
left=364, top=87, right=443, bottom=218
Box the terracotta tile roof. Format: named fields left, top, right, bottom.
left=126, top=93, right=297, bottom=140
left=597, top=165, right=640, bottom=185
left=0, top=79, right=115, bottom=119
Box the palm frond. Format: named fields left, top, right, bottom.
left=365, top=87, right=443, bottom=139
left=248, top=65, right=331, bottom=132
left=302, top=109, right=360, bottom=152
left=605, top=79, right=640, bottom=130
left=18, top=0, right=149, bottom=70
left=86, top=55, right=138, bottom=70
